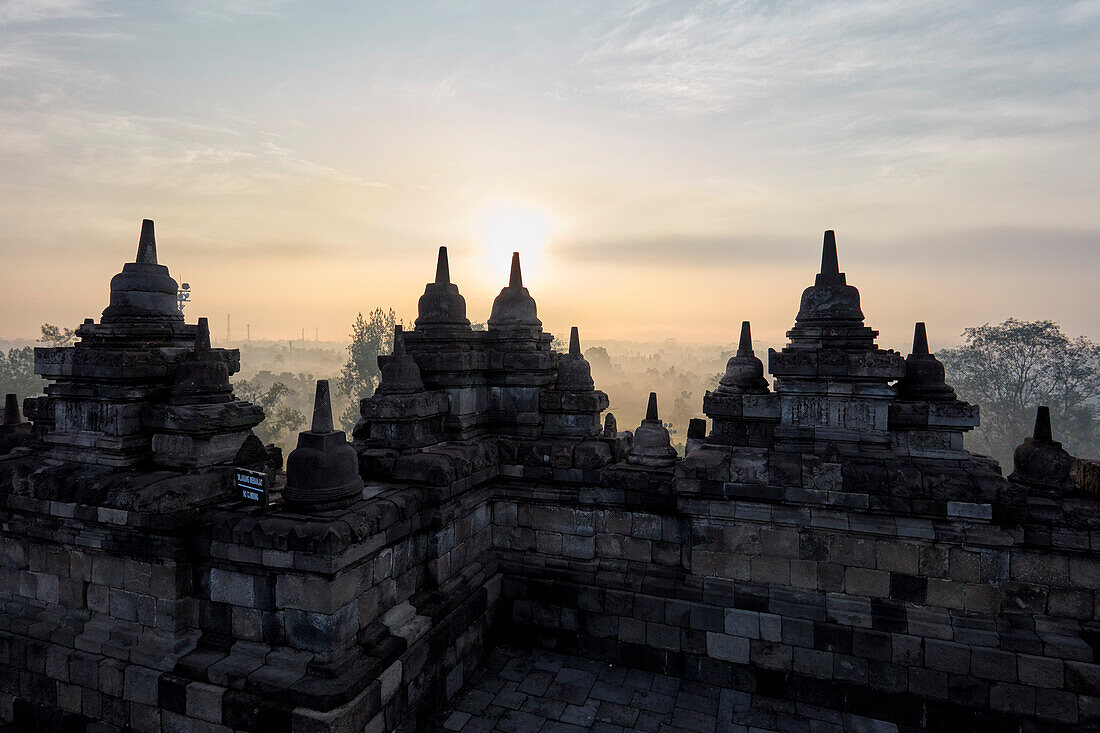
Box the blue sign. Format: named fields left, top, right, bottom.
left=235, top=468, right=269, bottom=505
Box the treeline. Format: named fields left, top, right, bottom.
left=1, top=317, right=1097, bottom=471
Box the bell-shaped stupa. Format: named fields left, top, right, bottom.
left=284, top=380, right=365, bottom=508
left=1010, top=406, right=1074, bottom=495
left=626, top=392, right=677, bottom=468
left=415, top=246, right=471, bottom=331
left=488, top=253, right=541, bottom=331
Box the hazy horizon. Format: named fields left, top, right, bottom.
left=2, top=1, right=1098, bottom=348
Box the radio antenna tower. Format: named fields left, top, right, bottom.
left=177, top=282, right=191, bottom=312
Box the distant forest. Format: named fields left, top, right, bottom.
left=1, top=317, right=1097, bottom=471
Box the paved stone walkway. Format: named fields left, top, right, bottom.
left=430, top=645, right=898, bottom=733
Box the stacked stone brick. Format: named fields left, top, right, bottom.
left=0, top=225, right=1096, bottom=733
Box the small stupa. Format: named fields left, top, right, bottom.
left=542, top=327, right=608, bottom=438
left=414, top=246, right=471, bottom=331
left=895, top=323, right=957, bottom=402
left=360, top=327, right=448, bottom=449
left=716, top=321, right=770, bottom=395
left=1010, top=406, right=1074, bottom=495
left=488, top=252, right=541, bottom=331
left=702, top=320, right=778, bottom=448
left=284, top=380, right=364, bottom=508
left=626, top=392, right=677, bottom=468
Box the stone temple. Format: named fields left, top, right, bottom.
left=0, top=222, right=1097, bottom=733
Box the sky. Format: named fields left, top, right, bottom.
left=1, top=0, right=1098, bottom=352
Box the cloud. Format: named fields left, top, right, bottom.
left=0, top=0, right=107, bottom=26
left=580, top=0, right=1100, bottom=148
left=178, top=0, right=292, bottom=23
left=561, top=226, right=1100, bottom=272
left=0, top=1, right=386, bottom=196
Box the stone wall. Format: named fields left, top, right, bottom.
left=492, top=471, right=1100, bottom=732
left=0, top=461, right=503, bottom=733
left=0, top=488, right=199, bottom=730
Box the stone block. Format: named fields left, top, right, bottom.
left=844, top=568, right=889, bottom=598
left=971, top=648, right=1016, bottom=682
left=1018, top=655, right=1063, bottom=689
left=561, top=535, right=595, bottom=560
left=724, top=608, right=759, bottom=639
left=706, top=633, right=749, bottom=663
left=924, top=640, right=969, bottom=674
left=186, top=681, right=224, bottom=724
left=989, top=682, right=1035, bottom=716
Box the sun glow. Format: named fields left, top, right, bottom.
left=475, top=202, right=554, bottom=285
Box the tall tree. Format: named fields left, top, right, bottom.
left=339, top=308, right=397, bottom=430
left=39, top=323, right=76, bottom=347
left=939, top=319, right=1100, bottom=468
left=234, top=374, right=306, bottom=447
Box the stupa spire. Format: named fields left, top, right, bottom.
left=737, top=321, right=753, bottom=357
left=195, top=317, right=211, bottom=351
left=136, top=219, right=158, bottom=265
left=820, top=230, right=839, bottom=277
left=569, top=326, right=580, bottom=356
left=1033, top=405, right=1052, bottom=443
left=393, top=324, right=406, bottom=356
left=912, top=322, right=929, bottom=356
left=645, top=392, right=659, bottom=421
left=509, top=252, right=523, bottom=288
left=311, top=379, right=334, bottom=433
left=435, top=246, right=450, bottom=284
left=3, top=394, right=20, bottom=426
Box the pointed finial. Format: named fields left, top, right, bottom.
left=393, top=324, right=405, bottom=356
left=136, top=219, right=158, bottom=265
left=1033, top=405, right=1052, bottom=443
left=509, top=252, right=523, bottom=288
left=195, top=317, right=211, bottom=351
left=820, top=230, right=838, bottom=276
left=645, top=392, right=659, bottom=421
left=3, top=394, right=20, bottom=426
left=687, top=418, right=706, bottom=440
left=435, top=246, right=450, bottom=284
left=569, top=326, right=580, bottom=356
left=311, top=379, right=334, bottom=433
left=912, top=322, right=929, bottom=356
left=737, top=321, right=753, bottom=356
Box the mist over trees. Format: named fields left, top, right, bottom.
left=940, top=319, right=1100, bottom=469
left=233, top=373, right=308, bottom=447
left=4, top=314, right=1097, bottom=472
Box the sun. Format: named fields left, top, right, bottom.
left=475, top=202, right=554, bottom=285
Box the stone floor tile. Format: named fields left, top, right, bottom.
left=589, top=680, right=635, bottom=704
left=542, top=722, right=587, bottom=733
left=428, top=644, right=901, bottom=733
left=560, top=700, right=599, bottom=726
left=596, top=700, right=640, bottom=727
left=517, top=669, right=555, bottom=697
left=442, top=711, right=471, bottom=731
left=494, top=709, right=545, bottom=733
left=519, top=695, right=565, bottom=719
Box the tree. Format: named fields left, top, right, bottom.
left=39, top=323, right=75, bottom=347
left=0, top=347, right=44, bottom=401
left=939, top=319, right=1100, bottom=468
left=235, top=374, right=306, bottom=446
left=339, top=308, right=397, bottom=430
left=584, top=346, right=612, bottom=373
